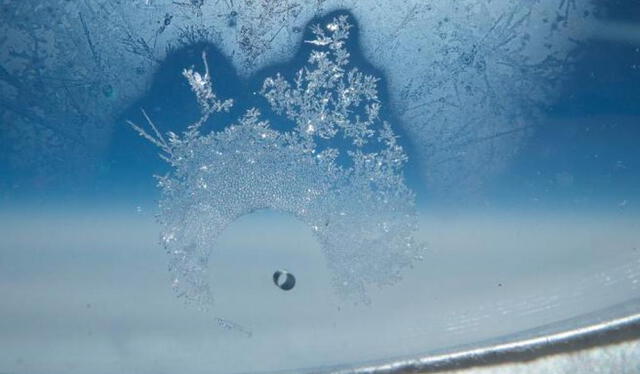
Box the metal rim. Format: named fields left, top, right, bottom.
left=256, top=298, right=640, bottom=374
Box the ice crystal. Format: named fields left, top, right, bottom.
left=132, top=15, right=423, bottom=306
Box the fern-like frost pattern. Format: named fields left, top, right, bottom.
left=133, top=16, right=423, bottom=306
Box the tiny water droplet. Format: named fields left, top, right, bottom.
left=273, top=270, right=296, bottom=291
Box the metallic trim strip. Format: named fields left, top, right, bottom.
left=328, top=299, right=640, bottom=374
left=340, top=312, right=640, bottom=373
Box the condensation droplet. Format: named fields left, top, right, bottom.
left=273, top=270, right=296, bottom=291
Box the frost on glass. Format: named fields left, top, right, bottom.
left=131, top=16, right=423, bottom=310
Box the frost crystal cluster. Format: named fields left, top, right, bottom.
left=133, top=16, right=422, bottom=306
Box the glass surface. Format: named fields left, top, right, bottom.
left=1, top=1, right=639, bottom=373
